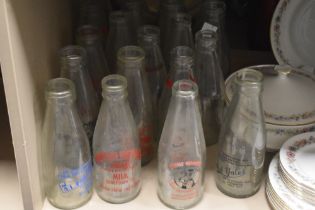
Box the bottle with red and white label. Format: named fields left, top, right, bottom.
left=158, top=46, right=195, bottom=137
left=93, top=74, right=141, bottom=203
left=158, top=80, right=206, bottom=209
left=117, top=46, right=155, bottom=165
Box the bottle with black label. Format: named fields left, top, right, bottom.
left=158, top=80, right=206, bottom=209
left=216, top=68, right=266, bottom=198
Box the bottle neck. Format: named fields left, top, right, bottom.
left=170, top=58, right=194, bottom=81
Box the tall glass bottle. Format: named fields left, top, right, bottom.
left=195, top=29, right=225, bottom=146
left=106, top=11, right=133, bottom=73
left=137, top=25, right=167, bottom=115
left=158, top=0, right=185, bottom=52
left=60, top=46, right=99, bottom=147
left=117, top=46, right=155, bottom=165
left=163, top=12, right=193, bottom=69
left=77, top=25, right=110, bottom=99
left=123, top=0, right=146, bottom=43
left=93, top=75, right=141, bottom=203
left=42, top=78, right=93, bottom=209
left=196, top=1, right=229, bottom=77
left=158, top=80, right=206, bottom=209
left=216, top=69, right=266, bottom=198
left=78, top=0, right=108, bottom=43
left=159, top=46, right=195, bottom=137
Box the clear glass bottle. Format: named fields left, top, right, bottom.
left=78, top=0, right=108, bottom=43
left=195, top=29, right=225, bottom=146
left=93, top=74, right=141, bottom=203
left=163, top=12, right=193, bottom=69
left=158, top=80, right=206, bottom=209
left=158, top=0, right=185, bottom=53
left=77, top=25, right=110, bottom=99
left=196, top=1, right=230, bottom=77
left=117, top=46, right=155, bottom=165
left=216, top=69, right=266, bottom=198
left=42, top=78, right=93, bottom=209
left=106, top=11, right=133, bottom=73
left=159, top=46, right=195, bottom=137
left=123, top=0, right=146, bottom=43
left=60, top=46, right=99, bottom=147
left=137, top=25, right=167, bottom=116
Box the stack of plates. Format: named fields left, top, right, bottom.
left=266, top=132, right=315, bottom=210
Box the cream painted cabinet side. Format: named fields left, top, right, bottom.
left=0, top=0, right=72, bottom=209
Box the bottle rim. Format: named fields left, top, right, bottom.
left=109, top=11, right=127, bottom=25
left=117, top=45, right=145, bottom=63
left=195, top=29, right=217, bottom=49
left=137, top=25, right=160, bottom=43
left=59, top=45, right=87, bottom=65
left=101, top=74, right=127, bottom=94
left=235, top=68, right=263, bottom=87
left=172, top=80, right=198, bottom=97
left=170, top=46, right=194, bottom=63
left=45, top=78, right=76, bottom=100
left=202, top=1, right=226, bottom=12
left=77, top=25, right=100, bottom=43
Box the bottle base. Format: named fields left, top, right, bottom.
left=216, top=183, right=261, bottom=198
left=48, top=191, right=92, bottom=209
left=157, top=191, right=203, bottom=209
left=96, top=188, right=141, bottom=204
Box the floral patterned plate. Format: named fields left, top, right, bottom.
left=279, top=132, right=315, bottom=192
left=271, top=0, right=315, bottom=73
left=267, top=154, right=313, bottom=210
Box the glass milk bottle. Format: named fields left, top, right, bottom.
left=60, top=46, right=99, bottom=147
left=93, top=75, right=141, bottom=203
left=42, top=78, right=93, bottom=209
left=158, top=80, right=206, bottom=209
left=137, top=25, right=167, bottom=116
left=117, top=46, right=155, bottom=165
left=216, top=69, right=266, bottom=197
left=195, top=29, right=225, bottom=146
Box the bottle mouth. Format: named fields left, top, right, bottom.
left=59, top=45, right=86, bottom=66
left=77, top=25, right=99, bottom=43
left=195, top=29, right=217, bottom=49
left=235, top=68, right=263, bottom=88
left=137, top=25, right=160, bottom=44
left=46, top=78, right=76, bottom=100
left=171, top=46, right=194, bottom=63
left=117, top=45, right=145, bottom=63
left=102, top=74, right=127, bottom=94
left=202, top=1, right=226, bottom=12
left=109, top=11, right=127, bottom=25
left=171, top=12, right=191, bottom=25
left=172, top=80, right=198, bottom=98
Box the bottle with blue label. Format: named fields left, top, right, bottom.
left=42, top=78, right=93, bottom=209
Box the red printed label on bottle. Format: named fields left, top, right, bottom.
left=167, top=161, right=202, bottom=201
left=139, top=126, right=154, bottom=160
left=166, top=79, right=174, bottom=89
left=94, top=149, right=141, bottom=194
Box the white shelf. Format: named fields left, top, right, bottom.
left=43, top=146, right=271, bottom=210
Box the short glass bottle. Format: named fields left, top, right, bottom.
left=195, top=29, right=225, bottom=146
left=216, top=69, right=266, bottom=198
left=42, top=78, right=93, bottom=209
left=93, top=74, right=141, bottom=203
left=137, top=25, right=167, bottom=116
left=158, top=80, right=206, bottom=209
left=117, top=46, right=155, bottom=165
left=60, top=46, right=99, bottom=146
left=77, top=25, right=110, bottom=99
left=106, top=11, right=133, bottom=73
